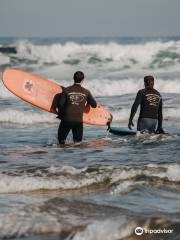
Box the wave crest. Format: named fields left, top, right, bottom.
left=0, top=164, right=179, bottom=193
left=2, top=40, right=180, bottom=70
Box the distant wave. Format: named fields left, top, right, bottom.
left=1, top=40, right=180, bottom=70
left=15, top=40, right=180, bottom=69
left=85, top=78, right=180, bottom=96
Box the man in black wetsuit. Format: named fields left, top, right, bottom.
left=128, top=75, right=164, bottom=133
left=58, top=71, right=97, bottom=144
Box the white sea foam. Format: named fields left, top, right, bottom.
left=2, top=76, right=180, bottom=102
left=85, top=78, right=180, bottom=96
left=2, top=40, right=180, bottom=99
left=15, top=40, right=180, bottom=70
left=0, top=83, right=13, bottom=98
left=110, top=180, right=137, bottom=194
left=0, top=105, right=179, bottom=125
left=0, top=53, right=10, bottom=65
left=0, top=164, right=179, bottom=194
left=0, top=110, right=56, bottom=124
left=48, top=165, right=87, bottom=175
left=166, top=165, right=180, bottom=181
left=0, top=165, right=109, bottom=193
left=72, top=218, right=135, bottom=240
left=111, top=106, right=180, bottom=123
left=0, top=203, right=135, bottom=239
left=0, top=197, right=174, bottom=239
left=147, top=164, right=180, bottom=182
left=0, top=210, right=63, bottom=237
left=110, top=164, right=180, bottom=195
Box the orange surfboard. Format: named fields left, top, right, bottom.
left=2, top=69, right=112, bottom=126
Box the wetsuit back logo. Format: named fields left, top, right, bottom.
left=69, top=93, right=85, bottom=105
left=146, top=94, right=160, bottom=106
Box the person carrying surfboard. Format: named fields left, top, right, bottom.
left=57, top=71, right=97, bottom=144
left=128, top=75, right=164, bottom=134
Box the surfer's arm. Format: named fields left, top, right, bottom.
left=87, top=91, right=97, bottom=108
left=58, top=92, right=67, bottom=113
left=157, top=98, right=163, bottom=129
left=129, top=91, right=142, bottom=121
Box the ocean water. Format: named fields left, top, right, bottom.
left=0, top=37, right=180, bottom=240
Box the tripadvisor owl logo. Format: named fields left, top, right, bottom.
left=135, top=227, right=143, bottom=235
left=135, top=226, right=174, bottom=235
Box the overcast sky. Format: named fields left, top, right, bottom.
left=0, top=0, right=180, bottom=37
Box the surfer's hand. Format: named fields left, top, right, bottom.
left=156, top=128, right=165, bottom=134
left=128, top=119, right=134, bottom=130
left=56, top=115, right=62, bottom=120
left=107, top=114, right=113, bottom=130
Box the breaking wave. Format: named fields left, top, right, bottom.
left=0, top=200, right=141, bottom=239
left=0, top=164, right=179, bottom=193
left=1, top=39, right=180, bottom=98
left=1, top=39, right=180, bottom=71
left=14, top=40, right=180, bottom=69
left=0, top=195, right=179, bottom=239
left=86, top=78, right=180, bottom=96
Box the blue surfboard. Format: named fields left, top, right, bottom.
left=109, top=127, right=137, bottom=136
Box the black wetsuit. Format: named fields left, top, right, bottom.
left=129, top=87, right=163, bottom=133
left=58, top=83, right=97, bottom=144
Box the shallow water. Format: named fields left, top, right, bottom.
left=0, top=37, right=180, bottom=239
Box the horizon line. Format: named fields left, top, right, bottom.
left=0, top=35, right=180, bottom=39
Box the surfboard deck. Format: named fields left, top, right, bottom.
left=2, top=69, right=112, bottom=126
left=109, top=127, right=137, bottom=136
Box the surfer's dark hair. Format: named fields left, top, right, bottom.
left=73, top=71, right=84, bottom=83
left=144, top=75, right=154, bottom=88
